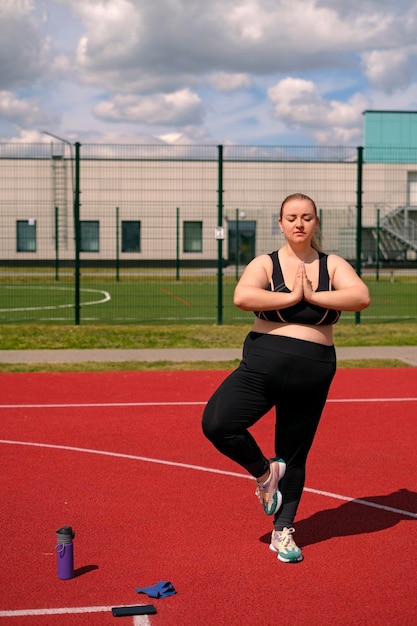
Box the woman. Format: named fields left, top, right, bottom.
left=202, top=193, right=370, bottom=563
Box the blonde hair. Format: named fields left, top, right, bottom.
left=280, top=193, right=322, bottom=252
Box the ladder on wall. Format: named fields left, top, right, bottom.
left=51, top=152, right=69, bottom=248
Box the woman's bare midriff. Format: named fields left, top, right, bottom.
left=251, top=317, right=334, bottom=346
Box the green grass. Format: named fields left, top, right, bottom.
left=1, top=275, right=416, bottom=324
left=1, top=269, right=417, bottom=371
left=1, top=322, right=417, bottom=350
left=0, top=358, right=408, bottom=374
left=0, top=322, right=416, bottom=372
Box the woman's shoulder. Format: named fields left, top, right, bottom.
left=252, top=251, right=276, bottom=265
left=326, top=253, right=352, bottom=267
left=241, top=252, right=274, bottom=276
left=238, top=252, right=274, bottom=286
left=326, top=253, right=358, bottom=280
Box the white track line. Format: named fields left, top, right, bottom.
left=0, top=396, right=416, bottom=410
left=1, top=439, right=416, bottom=519
left=0, top=401, right=205, bottom=409
left=0, top=605, right=150, bottom=624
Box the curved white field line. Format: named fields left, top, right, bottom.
left=0, top=286, right=111, bottom=312
left=1, top=438, right=415, bottom=519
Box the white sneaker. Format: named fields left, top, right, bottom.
left=255, top=457, right=286, bottom=515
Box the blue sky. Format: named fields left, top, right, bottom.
left=1, top=0, right=417, bottom=146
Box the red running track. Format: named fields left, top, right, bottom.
left=0, top=369, right=416, bottom=626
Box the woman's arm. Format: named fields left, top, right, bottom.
left=234, top=254, right=303, bottom=311
left=303, top=255, right=370, bottom=312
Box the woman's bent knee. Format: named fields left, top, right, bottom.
left=202, top=406, right=219, bottom=442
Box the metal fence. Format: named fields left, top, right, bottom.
left=1, top=142, right=416, bottom=325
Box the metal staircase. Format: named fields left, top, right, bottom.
left=367, top=205, right=417, bottom=262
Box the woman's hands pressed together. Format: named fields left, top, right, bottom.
left=293, top=262, right=314, bottom=303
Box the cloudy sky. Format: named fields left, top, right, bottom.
left=1, top=0, right=417, bottom=146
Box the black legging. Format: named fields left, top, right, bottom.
left=202, top=332, right=336, bottom=530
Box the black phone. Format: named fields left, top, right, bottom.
left=112, top=605, right=157, bottom=617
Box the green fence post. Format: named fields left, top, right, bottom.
left=55, top=206, right=59, bottom=281
left=176, top=207, right=180, bottom=281
left=116, top=206, right=120, bottom=282
left=355, top=146, right=363, bottom=325
left=217, top=145, right=224, bottom=325
left=74, top=142, right=81, bottom=325
left=235, top=208, right=239, bottom=282
left=376, top=208, right=380, bottom=282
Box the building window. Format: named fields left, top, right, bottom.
left=183, top=221, right=202, bottom=252
left=407, top=172, right=417, bottom=205
left=17, top=219, right=36, bottom=252
left=80, top=220, right=99, bottom=252
left=122, top=220, right=141, bottom=252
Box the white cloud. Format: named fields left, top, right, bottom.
left=268, top=77, right=369, bottom=144
left=70, top=0, right=417, bottom=93
left=361, top=47, right=417, bottom=92
left=5, top=129, right=50, bottom=144
left=94, top=88, right=203, bottom=125
left=0, top=90, right=56, bottom=128
left=158, top=125, right=214, bottom=145
left=209, top=72, right=251, bottom=92
left=2, top=1, right=417, bottom=144
left=364, top=81, right=417, bottom=111
left=0, top=0, right=52, bottom=89
left=75, top=0, right=141, bottom=71
left=227, top=0, right=270, bottom=41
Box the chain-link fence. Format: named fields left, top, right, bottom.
left=1, top=143, right=416, bottom=324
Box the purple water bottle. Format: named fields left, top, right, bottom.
left=56, top=526, right=75, bottom=580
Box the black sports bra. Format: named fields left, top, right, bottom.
left=254, top=251, right=341, bottom=325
